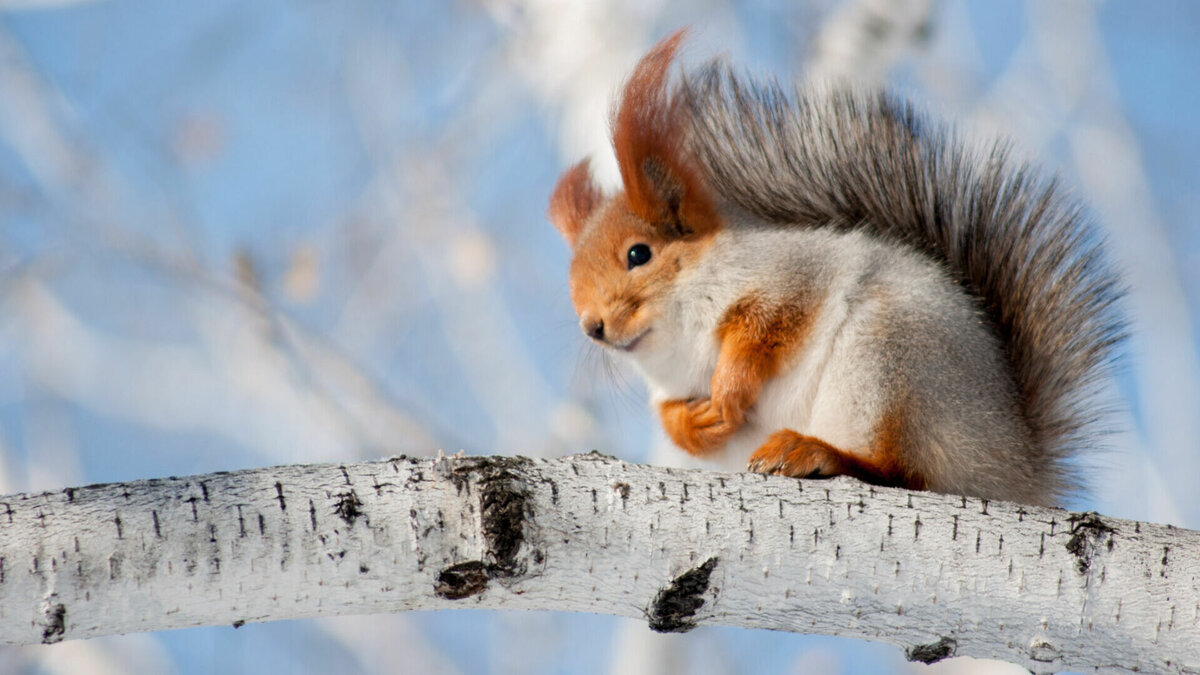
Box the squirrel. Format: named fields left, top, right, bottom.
left=547, top=32, right=1124, bottom=507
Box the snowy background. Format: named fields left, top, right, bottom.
left=0, top=0, right=1196, bottom=673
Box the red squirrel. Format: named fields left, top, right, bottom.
left=548, top=32, right=1124, bottom=506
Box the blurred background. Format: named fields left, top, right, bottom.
left=0, top=0, right=1196, bottom=672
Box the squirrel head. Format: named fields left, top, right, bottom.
left=548, top=31, right=721, bottom=352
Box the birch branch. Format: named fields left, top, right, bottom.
left=0, top=453, right=1195, bottom=674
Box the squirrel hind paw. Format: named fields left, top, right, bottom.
left=747, top=430, right=847, bottom=477
left=747, top=430, right=920, bottom=490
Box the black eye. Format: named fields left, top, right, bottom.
left=627, top=243, right=652, bottom=269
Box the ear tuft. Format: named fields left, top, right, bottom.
left=612, top=29, right=718, bottom=238
left=548, top=159, right=603, bottom=247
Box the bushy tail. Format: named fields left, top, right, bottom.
left=682, top=64, right=1126, bottom=498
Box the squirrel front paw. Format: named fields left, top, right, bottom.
left=658, top=397, right=742, bottom=456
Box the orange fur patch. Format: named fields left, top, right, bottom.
left=612, top=30, right=718, bottom=238
left=548, top=159, right=604, bottom=247
left=659, top=295, right=815, bottom=456
left=711, top=296, right=814, bottom=423
left=868, top=409, right=926, bottom=490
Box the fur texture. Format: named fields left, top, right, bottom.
left=549, top=33, right=1124, bottom=507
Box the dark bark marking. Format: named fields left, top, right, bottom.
left=906, top=636, right=956, bottom=664
left=275, top=482, right=286, bottom=511
left=479, top=463, right=531, bottom=576
left=614, top=482, right=630, bottom=508
left=200, top=482, right=210, bottom=503
left=309, top=500, right=318, bottom=532
left=435, top=560, right=488, bottom=600
left=153, top=510, right=162, bottom=539
left=334, top=491, right=364, bottom=526
left=1065, top=512, right=1116, bottom=575
left=41, top=603, right=66, bottom=644
left=232, top=620, right=245, bottom=629
left=647, top=557, right=719, bottom=633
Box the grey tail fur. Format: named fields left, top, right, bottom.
left=682, top=64, right=1126, bottom=501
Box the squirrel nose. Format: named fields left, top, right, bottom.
left=582, top=317, right=605, bottom=341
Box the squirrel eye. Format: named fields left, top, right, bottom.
left=626, top=243, right=653, bottom=269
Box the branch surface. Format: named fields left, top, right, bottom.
left=0, top=453, right=1196, bottom=674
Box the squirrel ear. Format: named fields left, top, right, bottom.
left=612, top=30, right=718, bottom=238
left=548, top=159, right=603, bottom=247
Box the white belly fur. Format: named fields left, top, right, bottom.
left=625, top=237, right=883, bottom=471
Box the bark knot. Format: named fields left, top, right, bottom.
left=648, top=557, right=719, bottom=633
left=435, top=561, right=489, bottom=600
left=906, top=636, right=956, bottom=664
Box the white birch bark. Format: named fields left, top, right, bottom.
left=0, top=453, right=1195, bottom=674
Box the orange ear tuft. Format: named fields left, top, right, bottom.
left=612, top=30, right=719, bottom=238
left=548, top=159, right=604, bottom=247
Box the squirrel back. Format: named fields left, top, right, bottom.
left=549, top=32, right=1125, bottom=506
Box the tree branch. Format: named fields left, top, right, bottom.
left=0, top=453, right=1195, bottom=673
